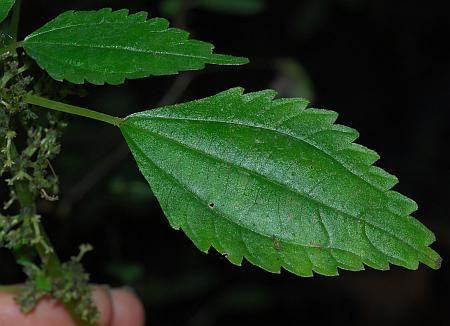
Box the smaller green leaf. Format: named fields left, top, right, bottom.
left=23, top=9, right=248, bottom=85
left=0, top=0, right=15, bottom=23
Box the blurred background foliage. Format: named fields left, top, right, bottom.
left=1, top=0, right=449, bottom=325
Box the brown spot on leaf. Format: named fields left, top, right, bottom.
left=208, top=202, right=215, bottom=209
left=272, top=236, right=282, bottom=251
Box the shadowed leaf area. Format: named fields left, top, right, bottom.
left=120, top=88, right=441, bottom=276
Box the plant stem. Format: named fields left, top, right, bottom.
left=10, top=0, right=22, bottom=42
left=13, top=181, right=62, bottom=275
left=25, top=94, right=123, bottom=127
left=10, top=145, right=90, bottom=326
left=0, top=41, right=22, bottom=56
left=15, top=182, right=60, bottom=271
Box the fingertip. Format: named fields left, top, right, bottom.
left=0, top=285, right=145, bottom=326
left=91, top=286, right=113, bottom=326
left=0, top=289, right=24, bottom=324
left=0, top=285, right=114, bottom=326
left=0, top=288, right=75, bottom=326
left=110, top=288, right=145, bottom=326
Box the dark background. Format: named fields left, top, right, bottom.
left=1, top=0, right=450, bottom=325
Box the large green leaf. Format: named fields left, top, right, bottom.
left=120, top=88, right=441, bottom=276
left=22, top=8, right=248, bottom=85
left=0, top=0, right=15, bottom=23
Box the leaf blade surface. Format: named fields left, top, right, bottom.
left=120, top=88, right=441, bottom=276
left=23, top=9, right=248, bottom=85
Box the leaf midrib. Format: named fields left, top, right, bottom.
left=130, top=113, right=388, bottom=194
left=25, top=41, right=215, bottom=61
left=133, top=113, right=417, bottom=232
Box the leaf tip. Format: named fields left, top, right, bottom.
left=434, top=256, right=443, bottom=270
left=209, top=54, right=250, bottom=65
left=424, top=248, right=442, bottom=270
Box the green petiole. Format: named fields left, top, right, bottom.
left=25, top=94, right=123, bottom=127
